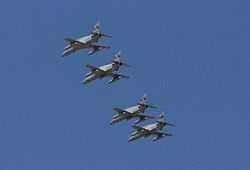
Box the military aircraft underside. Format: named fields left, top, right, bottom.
left=62, top=21, right=175, bottom=143
left=62, top=21, right=111, bottom=57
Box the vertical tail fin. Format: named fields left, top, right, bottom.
left=138, top=94, right=158, bottom=109
left=91, top=21, right=101, bottom=34
left=157, top=112, right=165, bottom=123
left=138, top=94, right=147, bottom=105
left=157, top=112, right=175, bottom=127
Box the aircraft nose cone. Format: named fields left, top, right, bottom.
left=128, top=136, right=135, bottom=142
left=82, top=78, right=91, bottom=84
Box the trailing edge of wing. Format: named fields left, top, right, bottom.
left=107, top=73, right=129, bottom=84
left=137, top=114, right=155, bottom=119
left=113, top=108, right=132, bottom=115
left=85, top=64, right=105, bottom=73
left=132, top=125, right=143, bottom=130
left=113, top=107, right=125, bottom=113
left=131, top=125, right=149, bottom=132
left=111, top=73, right=130, bottom=79
left=146, top=104, right=159, bottom=109
left=152, top=132, right=172, bottom=141
left=85, top=64, right=98, bottom=71
left=90, top=44, right=111, bottom=49
left=64, top=38, right=86, bottom=46
left=88, top=44, right=111, bottom=55
left=154, top=131, right=173, bottom=137
left=64, top=38, right=76, bottom=43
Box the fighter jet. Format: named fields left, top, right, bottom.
left=128, top=112, right=174, bottom=142
left=62, top=21, right=111, bottom=57
left=82, top=51, right=130, bottom=84
left=110, top=94, right=158, bottom=125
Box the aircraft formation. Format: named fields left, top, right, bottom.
left=62, top=21, right=175, bottom=142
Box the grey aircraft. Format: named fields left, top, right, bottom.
left=110, top=94, right=158, bottom=125
left=128, top=112, right=174, bottom=142
left=62, top=21, right=111, bottom=57
left=82, top=51, right=130, bottom=84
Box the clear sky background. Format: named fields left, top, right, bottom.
left=0, top=0, right=250, bottom=169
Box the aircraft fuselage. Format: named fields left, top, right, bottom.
left=110, top=105, right=146, bottom=125
left=128, top=123, right=163, bottom=142
left=63, top=34, right=100, bottom=56
left=83, top=63, right=119, bottom=84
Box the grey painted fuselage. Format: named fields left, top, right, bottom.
left=83, top=63, right=119, bottom=84
left=128, top=123, right=164, bottom=142
left=63, top=34, right=100, bottom=56
left=110, top=105, right=146, bottom=125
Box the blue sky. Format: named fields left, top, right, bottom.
left=0, top=0, right=250, bottom=169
